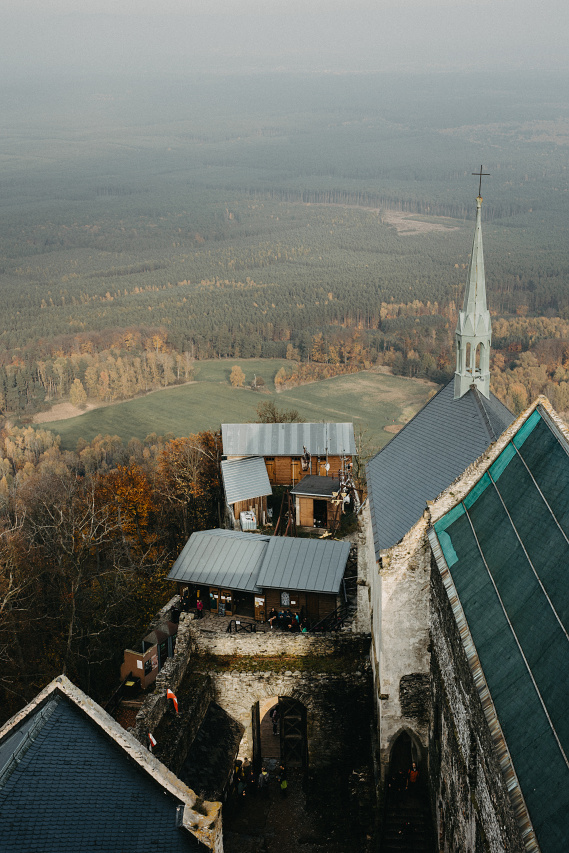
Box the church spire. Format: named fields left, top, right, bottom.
left=454, top=189, right=492, bottom=399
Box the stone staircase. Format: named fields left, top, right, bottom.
left=381, top=796, right=434, bottom=852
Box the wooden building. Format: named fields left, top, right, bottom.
left=222, top=422, right=356, bottom=486
left=291, top=474, right=344, bottom=529
left=167, top=529, right=350, bottom=624
left=221, top=456, right=272, bottom=530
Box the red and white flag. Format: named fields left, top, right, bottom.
left=167, top=688, right=179, bottom=714
left=148, top=732, right=157, bottom=751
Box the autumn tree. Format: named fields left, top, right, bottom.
left=13, top=468, right=142, bottom=697
left=157, top=431, right=222, bottom=547
left=230, top=365, right=245, bottom=387
left=255, top=401, right=305, bottom=423
left=70, top=378, right=87, bottom=408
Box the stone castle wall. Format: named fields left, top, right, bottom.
left=430, top=558, right=525, bottom=853
left=189, top=623, right=370, bottom=658
left=360, top=500, right=431, bottom=786
left=207, top=666, right=371, bottom=768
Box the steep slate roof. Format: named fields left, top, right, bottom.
left=366, top=379, right=513, bottom=555
left=221, top=456, right=272, bottom=506
left=168, top=529, right=349, bottom=596
left=0, top=678, right=208, bottom=853
left=222, top=422, right=356, bottom=457
left=256, top=536, right=350, bottom=594
left=168, top=528, right=270, bottom=593
left=291, top=474, right=341, bottom=498
left=429, top=404, right=569, bottom=853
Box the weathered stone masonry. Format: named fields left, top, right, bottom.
left=430, top=557, right=524, bottom=853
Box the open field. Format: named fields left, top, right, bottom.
left=43, top=366, right=437, bottom=453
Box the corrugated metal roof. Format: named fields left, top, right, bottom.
left=168, top=529, right=350, bottom=595
left=291, top=475, right=341, bottom=498
left=430, top=405, right=569, bottom=853
left=222, top=422, right=356, bottom=457
left=256, top=536, right=350, bottom=594
left=168, top=529, right=270, bottom=592
left=221, top=456, right=272, bottom=506
left=366, top=380, right=513, bottom=555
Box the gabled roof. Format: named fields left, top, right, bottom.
left=256, top=536, right=350, bottom=594
left=167, top=529, right=349, bottom=596
left=291, top=475, right=341, bottom=499
left=168, top=528, right=270, bottom=593
left=222, top=422, right=356, bottom=457
left=221, top=456, right=272, bottom=506
left=429, top=401, right=569, bottom=853
left=366, top=379, right=513, bottom=554
left=0, top=676, right=216, bottom=853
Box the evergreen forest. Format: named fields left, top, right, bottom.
left=1, top=70, right=569, bottom=420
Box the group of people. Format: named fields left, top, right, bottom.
left=387, top=762, right=421, bottom=804
left=233, top=759, right=288, bottom=800
left=267, top=608, right=308, bottom=633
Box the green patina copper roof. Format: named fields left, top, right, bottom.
left=431, top=405, right=569, bottom=853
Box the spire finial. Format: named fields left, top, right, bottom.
left=472, top=165, right=490, bottom=199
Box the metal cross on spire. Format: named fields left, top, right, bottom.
left=472, top=165, right=490, bottom=198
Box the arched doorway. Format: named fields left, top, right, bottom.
left=252, top=696, right=307, bottom=772
left=389, top=730, right=416, bottom=777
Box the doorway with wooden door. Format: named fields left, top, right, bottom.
left=252, top=696, right=307, bottom=772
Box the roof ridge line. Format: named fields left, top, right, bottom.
left=0, top=696, right=61, bottom=787
left=471, top=386, right=497, bottom=442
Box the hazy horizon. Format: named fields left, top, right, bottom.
left=2, top=0, right=568, bottom=81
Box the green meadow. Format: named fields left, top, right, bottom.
left=42, top=361, right=437, bottom=454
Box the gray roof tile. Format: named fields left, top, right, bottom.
left=366, top=380, right=513, bottom=554
left=291, top=475, right=341, bottom=498
left=0, top=696, right=201, bottom=852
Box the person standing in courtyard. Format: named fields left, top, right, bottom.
left=271, top=706, right=279, bottom=736
left=258, top=766, right=270, bottom=797
left=406, top=762, right=419, bottom=797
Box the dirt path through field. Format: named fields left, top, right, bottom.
left=301, top=201, right=460, bottom=235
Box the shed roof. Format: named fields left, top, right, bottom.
left=366, top=379, right=513, bottom=555
left=256, top=536, right=350, bottom=594
left=291, top=475, right=341, bottom=499
left=0, top=677, right=208, bottom=853
left=429, top=403, right=569, bottom=853
left=143, top=621, right=178, bottom=647
left=168, top=530, right=349, bottom=596
left=168, top=529, right=270, bottom=593
left=222, top=422, right=356, bottom=457
left=221, top=456, right=272, bottom=506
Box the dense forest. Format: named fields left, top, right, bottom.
left=1, top=69, right=569, bottom=716
left=0, top=425, right=222, bottom=724
left=0, top=71, right=568, bottom=422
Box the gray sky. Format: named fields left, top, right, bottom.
left=1, top=0, right=568, bottom=78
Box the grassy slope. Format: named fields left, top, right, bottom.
left=44, top=362, right=437, bottom=452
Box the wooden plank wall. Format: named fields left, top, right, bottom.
left=267, top=455, right=345, bottom=485
left=232, top=495, right=268, bottom=524
left=264, top=588, right=338, bottom=620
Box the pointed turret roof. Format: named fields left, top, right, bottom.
left=454, top=193, right=492, bottom=399
left=458, top=195, right=489, bottom=335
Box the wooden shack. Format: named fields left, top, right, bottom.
left=221, top=456, right=272, bottom=530
left=167, top=529, right=350, bottom=624
left=222, top=422, right=356, bottom=486
left=291, top=475, right=344, bottom=529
